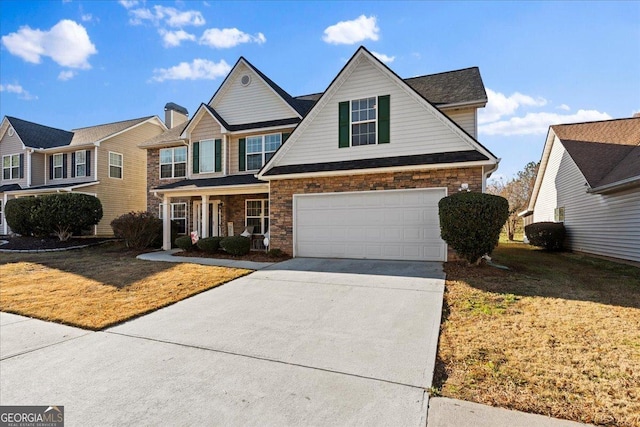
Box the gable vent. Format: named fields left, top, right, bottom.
left=241, top=74, right=251, bottom=87
left=7, top=127, right=14, bottom=137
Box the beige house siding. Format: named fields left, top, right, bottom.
left=273, top=57, right=474, bottom=168
left=94, top=122, right=163, bottom=235
left=268, top=166, right=483, bottom=256
left=442, top=107, right=477, bottom=139
left=228, top=127, right=296, bottom=175
left=31, top=152, right=45, bottom=186
left=43, top=148, right=96, bottom=186
left=0, top=130, right=28, bottom=188
left=189, top=113, right=224, bottom=179
left=210, top=62, right=298, bottom=125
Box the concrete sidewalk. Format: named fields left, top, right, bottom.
left=136, top=249, right=275, bottom=270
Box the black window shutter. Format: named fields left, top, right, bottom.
left=338, top=101, right=349, bottom=148
left=49, top=156, right=54, bottom=180
left=192, top=142, right=200, bottom=174
left=214, top=139, right=222, bottom=172
left=282, top=132, right=291, bottom=142
left=71, top=152, right=76, bottom=178
left=86, top=150, right=91, bottom=176
left=62, top=153, right=68, bottom=178
left=378, top=95, right=390, bottom=144
left=19, top=154, right=24, bottom=179
left=239, top=138, right=246, bottom=171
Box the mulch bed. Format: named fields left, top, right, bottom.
left=175, top=249, right=290, bottom=263
left=0, top=236, right=114, bottom=251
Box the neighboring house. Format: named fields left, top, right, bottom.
left=522, top=116, right=640, bottom=263
left=0, top=115, right=166, bottom=235
left=142, top=46, right=499, bottom=261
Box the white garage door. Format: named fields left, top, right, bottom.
left=294, top=188, right=447, bottom=261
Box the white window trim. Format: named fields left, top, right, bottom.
left=2, top=153, right=21, bottom=181
left=109, top=151, right=123, bottom=179
left=52, top=153, right=64, bottom=180
left=159, top=202, right=188, bottom=235
left=350, top=96, right=377, bottom=147
left=160, top=147, right=187, bottom=179
left=75, top=150, right=86, bottom=177
left=245, top=199, right=269, bottom=235
left=246, top=133, right=282, bottom=172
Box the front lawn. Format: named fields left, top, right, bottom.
left=0, top=242, right=250, bottom=330
left=437, top=242, right=640, bottom=427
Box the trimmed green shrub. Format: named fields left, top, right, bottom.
left=34, top=193, right=103, bottom=241
left=4, top=197, right=41, bottom=236
left=267, top=248, right=285, bottom=258
left=197, top=236, right=222, bottom=253
left=175, top=235, right=195, bottom=251
left=111, top=211, right=163, bottom=249
left=525, top=222, right=566, bottom=251
left=220, top=235, right=250, bottom=256
left=439, top=192, right=509, bottom=264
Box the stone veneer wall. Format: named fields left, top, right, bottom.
left=268, top=167, right=483, bottom=257
left=146, top=148, right=186, bottom=215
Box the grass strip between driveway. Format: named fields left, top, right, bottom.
left=436, top=242, right=640, bottom=427
left=0, top=242, right=251, bottom=330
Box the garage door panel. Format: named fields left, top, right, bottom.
left=294, top=189, right=446, bottom=261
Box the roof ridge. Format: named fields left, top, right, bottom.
left=7, top=116, right=72, bottom=134
left=71, top=115, right=153, bottom=131
left=552, top=116, right=640, bottom=130
left=403, top=66, right=480, bottom=80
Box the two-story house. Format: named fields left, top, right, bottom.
left=143, top=47, right=499, bottom=261
left=0, top=115, right=166, bottom=235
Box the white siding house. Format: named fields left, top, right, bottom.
left=525, top=117, right=640, bottom=263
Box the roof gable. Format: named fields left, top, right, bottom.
left=260, top=46, right=496, bottom=178
left=71, top=116, right=161, bottom=145
left=6, top=116, right=74, bottom=149
left=208, top=58, right=301, bottom=125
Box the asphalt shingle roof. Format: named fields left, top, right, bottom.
left=139, top=122, right=187, bottom=148
left=6, top=116, right=73, bottom=149
left=71, top=116, right=154, bottom=145
left=154, top=174, right=263, bottom=190
left=404, top=67, right=487, bottom=106
left=552, top=117, right=640, bottom=187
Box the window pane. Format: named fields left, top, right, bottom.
left=76, top=151, right=85, bottom=164
left=264, top=134, right=281, bottom=152
left=246, top=200, right=262, bottom=216
left=54, top=155, right=63, bottom=166
left=200, top=140, right=214, bottom=172
left=110, top=166, right=122, bottom=179
left=160, top=164, right=173, bottom=178
left=246, top=217, right=262, bottom=234
left=3, top=169, right=9, bottom=180
left=76, top=164, right=86, bottom=177
left=3, top=157, right=9, bottom=168
left=247, top=153, right=262, bottom=170
left=264, top=201, right=269, bottom=216
left=160, top=149, right=172, bottom=164
left=174, top=163, right=186, bottom=177
left=173, top=203, right=186, bottom=218
left=11, top=155, right=19, bottom=167
left=110, top=153, right=122, bottom=167
left=247, top=136, right=262, bottom=154
left=174, top=147, right=187, bottom=162
left=264, top=152, right=275, bottom=163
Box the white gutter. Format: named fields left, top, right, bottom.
left=482, top=159, right=501, bottom=193
left=587, top=175, right=640, bottom=194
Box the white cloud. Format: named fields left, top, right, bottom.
left=371, top=51, right=394, bottom=63
left=478, top=88, right=547, bottom=124
left=0, top=83, right=37, bottom=100
left=479, top=110, right=612, bottom=136
left=159, top=29, right=195, bottom=47
left=322, top=15, right=379, bottom=45
left=118, top=0, right=138, bottom=9
left=81, top=13, right=93, bottom=22
left=151, top=58, right=231, bottom=82
left=1, top=20, right=97, bottom=69
left=58, top=70, right=76, bottom=81
left=557, top=104, right=571, bottom=111
left=199, top=28, right=266, bottom=48
left=128, top=5, right=205, bottom=27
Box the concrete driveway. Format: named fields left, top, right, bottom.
left=1, top=258, right=444, bottom=426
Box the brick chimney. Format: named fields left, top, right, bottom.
left=164, top=102, right=188, bottom=129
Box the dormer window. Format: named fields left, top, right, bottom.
left=351, top=97, right=377, bottom=146
left=53, top=154, right=64, bottom=179
left=339, top=95, right=390, bottom=148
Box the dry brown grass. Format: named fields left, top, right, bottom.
left=0, top=242, right=250, bottom=330
left=436, top=242, right=640, bottom=426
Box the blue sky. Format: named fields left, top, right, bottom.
left=1, top=1, right=638, bottom=181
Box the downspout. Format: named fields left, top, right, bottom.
left=26, top=149, right=32, bottom=187
left=482, top=159, right=501, bottom=193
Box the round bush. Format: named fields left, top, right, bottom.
left=34, top=193, right=103, bottom=241
left=111, top=211, right=162, bottom=249
left=525, top=222, right=566, bottom=251
left=439, top=192, right=509, bottom=264
left=175, top=235, right=195, bottom=251
left=4, top=197, right=41, bottom=236
left=197, top=236, right=222, bottom=253
left=220, top=236, right=250, bottom=256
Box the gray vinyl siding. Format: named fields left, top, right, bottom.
left=31, top=152, right=45, bottom=185
left=533, top=136, right=640, bottom=262
left=190, top=113, right=224, bottom=179
left=442, top=108, right=477, bottom=139
left=44, top=149, right=94, bottom=185
left=210, top=62, right=298, bottom=125
left=0, top=130, right=28, bottom=188
left=275, top=57, right=473, bottom=167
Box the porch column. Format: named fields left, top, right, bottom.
left=201, top=195, right=209, bottom=238
left=162, top=195, right=171, bottom=250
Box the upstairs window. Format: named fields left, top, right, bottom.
left=244, top=133, right=282, bottom=171
left=2, top=154, right=21, bottom=180
left=109, top=152, right=123, bottom=179
left=75, top=150, right=86, bottom=177
left=53, top=154, right=64, bottom=179
left=160, top=147, right=187, bottom=178
left=339, top=95, right=390, bottom=148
